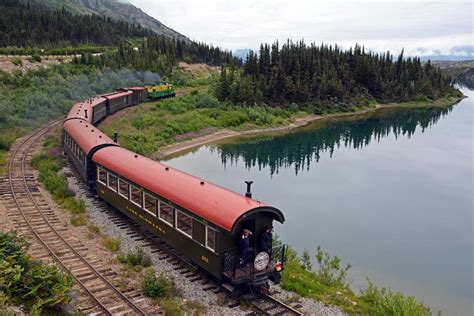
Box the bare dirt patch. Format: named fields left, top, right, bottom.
left=0, top=56, right=72, bottom=74
left=177, top=61, right=220, bottom=76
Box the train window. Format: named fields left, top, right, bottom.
left=206, top=226, right=216, bottom=251
left=144, top=193, right=157, bottom=216
left=159, top=201, right=174, bottom=226
left=130, top=185, right=142, bottom=207
left=97, top=167, right=107, bottom=184
left=176, top=211, right=192, bottom=237
left=118, top=179, right=129, bottom=199
left=107, top=173, right=118, bottom=192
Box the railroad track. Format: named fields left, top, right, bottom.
left=0, top=120, right=157, bottom=315
left=66, top=166, right=304, bottom=316
left=250, top=294, right=303, bottom=315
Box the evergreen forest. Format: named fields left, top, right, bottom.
left=217, top=41, right=458, bottom=108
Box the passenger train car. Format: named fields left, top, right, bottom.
left=62, top=87, right=287, bottom=296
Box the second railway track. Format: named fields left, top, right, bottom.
left=0, top=120, right=157, bottom=315
left=0, top=119, right=304, bottom=315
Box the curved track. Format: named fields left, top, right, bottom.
left=1, top=120, right=154, bottom=315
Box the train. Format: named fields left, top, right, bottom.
left=62, top=85, right=287, bottom=296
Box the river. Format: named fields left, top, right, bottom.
left=165, top=88, right=473, bottom=315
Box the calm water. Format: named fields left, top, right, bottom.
left=166, top=89, right=473, bottom=315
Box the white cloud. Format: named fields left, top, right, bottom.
left=128, top=0, right=473, bottom=57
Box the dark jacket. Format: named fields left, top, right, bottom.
left=238, top=235, right=250, bottom=255
left=260, top=231, right=272, bottom=253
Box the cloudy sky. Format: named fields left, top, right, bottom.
left=127, top=0, right=473, bottom=58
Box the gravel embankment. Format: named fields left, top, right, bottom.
left=64, top=164, right=346, bottom=315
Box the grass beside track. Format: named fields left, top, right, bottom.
left=278, top=240, right=432, bottom=315
left=30, top=133, right=87, bottom=226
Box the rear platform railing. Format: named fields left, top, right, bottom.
left=223, top=244, right=287, bottom=281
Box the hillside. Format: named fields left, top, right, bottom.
left=433, top=60, right=474, bottom=89
left=27, top=0, right=189, bottom=42
left=1, top=0, right=152, bottom=48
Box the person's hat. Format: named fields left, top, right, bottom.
left=243, top=229, right=253, bottom=235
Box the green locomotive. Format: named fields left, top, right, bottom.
left=146, top=82, right=175, bottom=99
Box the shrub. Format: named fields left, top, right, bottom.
left=0, top=133, right=17, bottom=151
left=359, top=280, right=431, bottom=315
left=61, top=197, right=85, bottom=214
left=141, top=270, right=177, bottom=299
left=31, top=54, right=42, bottom=63
left=314, top=245, right=352, bottom=287
left=0, top=231, right=73, bottom=313
left=118, top=246, right=152, bottom=268
left=195, top=93, right=221, bottom=108
left=10, top=58, right=22, bottom=66
left=102, top=237, right=121, bottom=252
left=301, top=249, right=312, bottom=271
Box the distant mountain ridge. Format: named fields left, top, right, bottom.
left=26, top=0, right=190, bottom=42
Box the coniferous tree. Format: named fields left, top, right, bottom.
left=218, top=40, right=456, bottom=107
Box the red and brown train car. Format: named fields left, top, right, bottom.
left=62, top=88, right=287, bottom=295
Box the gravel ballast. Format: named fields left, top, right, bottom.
left=64, top=164, right=346, bottom=315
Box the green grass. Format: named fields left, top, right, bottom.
left=70, top=214, right=86, bottom=226
left=142, top=270, right=178, bottom=299
left=140, top=269, right=205, bottom=314
left=117, top=247, right=152, bottom=271
left=279, top=241, right=431, bottom=315
left=10, top=57, right=22, bottom=66
left=30, top=135, right=87, bottom=218
left=99, top=91, right=301, bottom=156
left=102, top=237, right=121, bottom=253
left=0, top=150, right=7, bottom=175
left=87, top=224, right=101, bottom=239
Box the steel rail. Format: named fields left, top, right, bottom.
left=253, top=293, right=304, bottom=315
left=7, top=119, right=146, bottom=315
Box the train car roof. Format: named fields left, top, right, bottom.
left=128, top=87, right=146, bottom=91
left=66, top=102, right=92, bottom=122
left=88, top=96, right=107, bottom=108
left=102, top=91, right=133, bottom=100
left=65, top=97, right=107, bottom=122
left=92, top=146, right=285, bottom=232
left=63, top=119, right=117, bottom=154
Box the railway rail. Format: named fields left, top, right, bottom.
left=68, top=165, right=304, bottom=316
left=0, top=120, right=157, bottom=315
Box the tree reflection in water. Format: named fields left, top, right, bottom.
left=213, top=106, right=453, bottom=176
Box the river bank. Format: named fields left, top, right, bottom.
left=163, top=88, right=473, bottom=315
left=154, top=95, right=464, bottom=160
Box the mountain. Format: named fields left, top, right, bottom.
left=418, top=45, right=474, bottom=62
left=232, top=49, right=250, bottom=60
left=27, top=0, right=189, bottom=42
left=433, top=60, right=474, bottom=89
